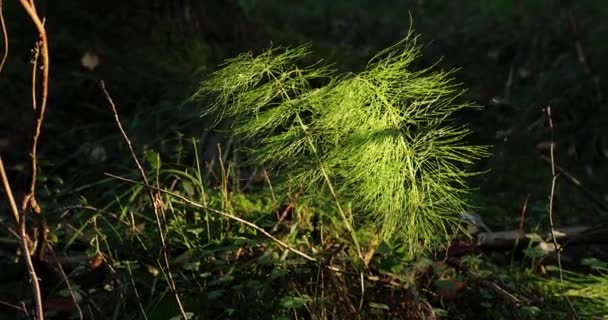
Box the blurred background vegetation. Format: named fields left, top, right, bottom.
left=1, top=0, right=607, bottom=319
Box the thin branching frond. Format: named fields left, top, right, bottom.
left=193, top=33, right=488, bottom=257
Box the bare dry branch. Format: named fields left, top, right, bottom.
left=19, top=215, right=43, bottom=319
left=0, top=156, right=20, bottom=225
left=0, top=0, right=8, bottom=73
left=545, top=106, right=563, bottom=280
left=19, top=0, right=50, bottom=212
left=100, top=81, right=189, bottom=320
left=104, top=172, right=318, bottom=262
left=13, top=1, right=51, bottom=318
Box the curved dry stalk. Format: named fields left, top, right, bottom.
left=19, top=0, right=49, bottom=213
left=0, top=0, right=8, bottom=73
left=47, top=246, right=84, bottom=320
left=8, top=1, right=52, bottom=318
left=20, top=215, right=43, bottom=319
left=0, top=156, right=20, bottom=225
left=545, top=106, right=563, bottom=281
left=104, top=173, right=318, bottom=262
left=101, top=81, right=189, bottom=320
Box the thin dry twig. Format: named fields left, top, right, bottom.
left=545, top=106, right=563, bottom=281
left=19, top=0, right=49, bottom=215
left=19, top=214, right=44, bottom=319
left=104, top=172, right=318, bottom=262
left=518, top=194, right=530, bottom=232
left=47, top=246, right=84, bottom=320
left=10, top=1, right=51, bottom=318
left=126, top=262, right=149, bottom=320
left=0, top=156, right=20, bottom=226
left=100, top=81, right=189, bottom=320
left=538, top=154, right=608, bottom=213
left=0, top=0, right=8, bottom=73
left=0, top=300, right=27, bottom=314
left=509, top=193, right=530, bottom=264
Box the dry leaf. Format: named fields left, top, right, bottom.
left=81, top=50, right=100, bottom=70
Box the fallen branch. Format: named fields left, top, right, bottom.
left=477, top=225, right=608, bottom=250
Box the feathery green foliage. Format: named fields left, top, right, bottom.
left=192, top=31, right=487, bottom=256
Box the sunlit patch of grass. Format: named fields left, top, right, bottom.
left=536, top=264, right=608, bottom=319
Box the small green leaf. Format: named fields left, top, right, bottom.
left=374, top=241, right=391, bottom=255
left=186, top=228, right=204, bottom=236
left=182, top=180, right=195, bottom=196
left=369, top=302, right=390, bottom=310
left=581, top=258, right=608, bottom=269
left=280, top=296, right=307, bottom=309
left=270, top=268, right=289, bottom=280
left=523, top=246, right=547, bottom=258
left=144, top=149, right=161, bottom=170
left=525, top=233, right=543, bottom=243
left=520, top=306, right=541, bottom=316
left=183, top=262, right=200, bottom=271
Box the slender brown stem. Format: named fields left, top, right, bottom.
left=545, top=106, right=563, bottom=281
left=12, top=1, right=50, bottom=318
left=100, top=81, right=189, bottom=320
left=48, top=246, right=84, bottom=320
left=104, top=172, right=318, bottom=262
left=539, top=154, right=608, bottom=213
left=0, top=155, right=20, bottom=225
left=19, top=0, right=50, bottom=211
left=0, top=0, right=8, bottom=73
left=20, top=215, right=44, bottom=319
left=518, top=194, right=529, bottom=232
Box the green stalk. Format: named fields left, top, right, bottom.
left=294, top=112, right=364, bottom=263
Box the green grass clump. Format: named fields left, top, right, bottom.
left=191, top=31, right=487, bottom=256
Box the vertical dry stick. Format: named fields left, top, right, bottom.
left=518, top=194, right=530, bottom=232
left=1, top=156, right=41, bottom=320
left=0, top=156, right=20, bottom=225
left=20, top=214, right=44, bottom=319
left=47, top=246, right=84, bottom=320
left=0, top=0, right=8, bottom=73
left=14, top=1, right=50, bottom=318
left=100, top=81, right=189, bottom=320
left=545, top=106, right=563, bottom=281
left=18, top=0, right=49, bottom=214
left=126, top=262, right=149, bottom=320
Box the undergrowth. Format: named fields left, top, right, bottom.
left=3, top=3, right=607, bottom=317
left=50, top=33, right=604, bottom=320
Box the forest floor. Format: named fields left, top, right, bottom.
left=0, top=1, right=607, bottom=319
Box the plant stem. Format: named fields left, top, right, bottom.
left=294, top=113, right=365, bottom=264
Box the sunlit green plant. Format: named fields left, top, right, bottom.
left=533, top=263, right=608, bottom=318
left=191, top=31, right=487, bottom=256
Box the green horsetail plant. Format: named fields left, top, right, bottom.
left=191, top=31, right=488, bottom=257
